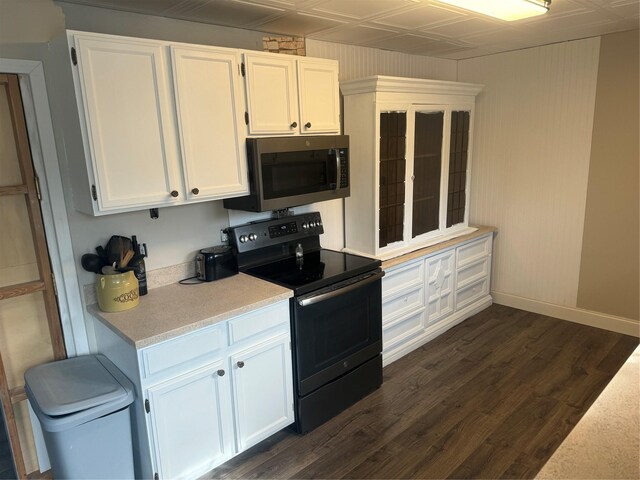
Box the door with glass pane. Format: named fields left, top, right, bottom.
left=0, top=74, right=66, bottom=477
left=378, top=111, right=407, bottom=248
left=412, top=109, right=445, bottom=238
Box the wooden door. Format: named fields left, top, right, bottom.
left=297, top=58, right=340, bottom=134
left=0, top=74, right=66, bottom=477
left=170, top=46, right=248, bottom=201
left=244, top=53, right=299, bottom=135
left=230, top=333, right=294, bottom=452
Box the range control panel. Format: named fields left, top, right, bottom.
left=229, top=212, right=324, bottom=253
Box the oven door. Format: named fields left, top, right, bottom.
left=292, top=269, right=383, bottom=397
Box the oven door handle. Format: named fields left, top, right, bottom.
left=297, top=270, right=385, bottom=307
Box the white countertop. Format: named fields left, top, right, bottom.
left=88, top=273, right=293, bottom=349
left=536, top=344, right=640, bottom=479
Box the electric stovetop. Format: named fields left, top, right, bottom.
left=243, top=248, right=381, bottom=296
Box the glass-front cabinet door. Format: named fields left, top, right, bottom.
left=377, top=105, right=472, bottom=253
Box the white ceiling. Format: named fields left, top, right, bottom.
left=60, top=0, right=639, bottom=59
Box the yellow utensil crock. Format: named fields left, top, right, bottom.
left=96, top=270, right=139, bottom=312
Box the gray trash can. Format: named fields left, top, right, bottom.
left=24, top=354, right=135, bottom=479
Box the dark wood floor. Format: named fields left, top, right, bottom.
left=206, top=304, right=638, bottom=479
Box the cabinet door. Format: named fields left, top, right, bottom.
left=230, top=333, right=294, bottom=451
left=425, top=250, right=455, bottom=326
left=73, top=34, right=182, bottom=211
left=244, top=53, right=299, bottom=135
left=146, top=362, right=234, bottom=479
left=297, top=58, right=340, bottom=134
left=446, top=110, right=471, bottom=228
left=171, top=46, right=248, bottom=201
left=378, top=111, right=408, bottom=249
left=412, top=109, right=445, bottom=239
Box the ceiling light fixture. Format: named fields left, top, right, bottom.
left=437, top=0, right=551, bottom=21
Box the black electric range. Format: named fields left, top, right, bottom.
left=243, top=248, right=380, bottom=296
left=228, top=212, right=384, bottom=434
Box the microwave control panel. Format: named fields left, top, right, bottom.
left=338, top=149, right=348, bottom=189
left=230, top=212, right=323, bottom=253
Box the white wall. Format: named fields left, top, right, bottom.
left=458, top=38, right=601, bottom=307
left=307, top=39, right=457, bottom=82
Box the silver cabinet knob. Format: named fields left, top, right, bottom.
left=237, top=361, right=245, bottom=368
left=217, top=369, right=225, bottom=376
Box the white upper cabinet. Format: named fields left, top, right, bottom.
left=297, top=58, right=340, bottom=134
left=243, top=52, right=299, bottom=135
left=170, top=45, right=248, bottom=201
left=243, top=51, right=340, bottom=136
left=71, top=33, right=182, bottom=212
left=68, top=31, right=248, bottom=215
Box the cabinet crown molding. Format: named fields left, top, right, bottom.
left=340, top=75, right=483, bottom=97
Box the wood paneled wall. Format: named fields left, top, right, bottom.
left=458, top=38, right=600, bottom=307
left=307, top=39, right=457, bottom=82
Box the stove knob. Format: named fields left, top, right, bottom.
left=249, top=233, right=257, bottom=241
left=239, top=235, right=248, bottom=243
left=310, top=221, right=316, bottom=227
left=302, top=222, right=309, bottom=229
left=317, top=220, right=323, bottom=226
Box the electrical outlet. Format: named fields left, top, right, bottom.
left=220, top=229, right=229, bottom=243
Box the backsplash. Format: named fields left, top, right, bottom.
left=83, top=260, right=196, bottom=306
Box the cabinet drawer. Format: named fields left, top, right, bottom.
left=456, top=278, right=489, bottom=310
left=383, top=260, right=424, bottom=299
left=457, top=235, right=491, bottom=268
left=383, top=311, right=424, bottom=350
left=141, top=324, right=225, bottom=379
left=382, top=286, right=424, bottom=324
left=456, top=257, right=489, bottom=290
left=228, top=301, right=289, bottom=345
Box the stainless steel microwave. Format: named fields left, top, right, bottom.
left=223, top=135, right=349, bottom=212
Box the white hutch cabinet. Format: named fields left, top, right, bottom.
left=341, top=76, right=483, bottom=259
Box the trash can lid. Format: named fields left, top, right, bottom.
left=24, top=355, right=132, bottom=417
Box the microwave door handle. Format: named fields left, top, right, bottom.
left=328, top=149, right=338, bottom=190
left=334, top=149, right=341, bottom=190
left=297, top=270, right=385, bottom=307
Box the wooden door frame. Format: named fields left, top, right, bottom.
left=0, top=58, right=88, bottom=356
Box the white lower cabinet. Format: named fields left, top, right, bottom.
left=146, top=361, right=234, bottom=479
left=230, top=333, right=294, bottom=452
left=94, top=300, right=293, bottom=480
left=382, top=233, right=493, bottom=365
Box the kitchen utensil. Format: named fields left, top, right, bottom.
left=106, top=236, right=132, bottom=266
left=101, top=264, right=118, bottom=275
left=119, top=249, right=134, bottom=269
left=81, top=254, right=103, bottom=274
left=95, top=245, right=108, bottom=264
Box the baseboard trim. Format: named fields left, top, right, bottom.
left=492, top=291, right=640, bottom=337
